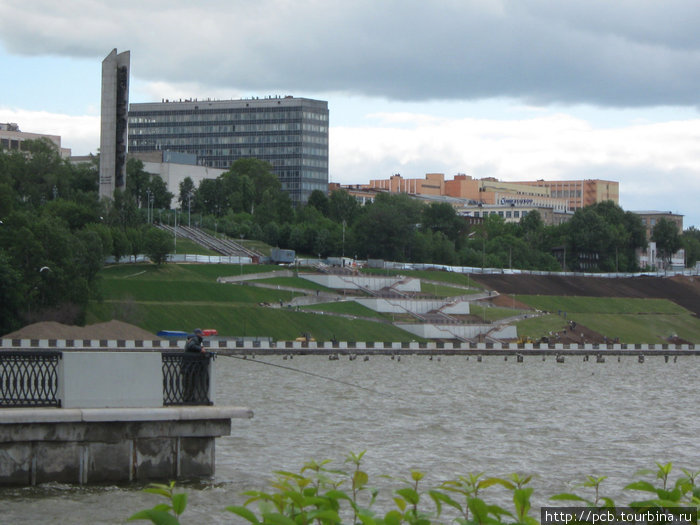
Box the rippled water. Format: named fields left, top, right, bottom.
left=1, top=355, right=698, bottom=523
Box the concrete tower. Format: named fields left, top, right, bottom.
left=99, top=49, right=130, bottom=199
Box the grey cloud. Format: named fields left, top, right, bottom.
left=2, top=0, right=700, bottom=107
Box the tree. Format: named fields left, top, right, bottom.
left=126, top=158, right=150, bottom=208
left=682, top=227, right=700, bottom=267
left=144, top=227, right=172, bottom=266
left=352, top=193, right=423, bottom=260
left=0, top=251, right=24, bottom=334
left=421, top=202, right=464, bottom=242
left=179, top=177, right=195, bottom=211
left=561, top=203, right=646, bottom=272
left=328, top=189, right=360, bottom=225
left=111, top=227, right=130, bottom=262
left=652, top=218, right=682, bottom=269
left=307, top=190, right=329, bottom=216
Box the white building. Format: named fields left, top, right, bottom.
left=0, top=122, right=71, bottom=158
left=130, top=151, right=226, bottom=208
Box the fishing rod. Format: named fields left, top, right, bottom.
left=222, top=354, right=394, bottom=398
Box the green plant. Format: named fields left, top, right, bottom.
left=550, top=475, right=615, bottom=508
left=625, top=462, right=700, bottom=509
left=128, top=481, right=188, bottom=524
left=128, top=459, right=700, bottom=525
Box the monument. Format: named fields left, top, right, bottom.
left=99, top=49, right=130, bottom=200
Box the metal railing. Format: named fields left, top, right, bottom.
left=162, top=352, right=215, bottom=406
left=0, top=351, right=61, bottom=407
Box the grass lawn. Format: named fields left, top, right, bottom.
left=86, top=301, right=416, bottom=341
left=420, top=281, right=472, bottom=298
left=172, top=238, right=219, bottom=255
left=513, top=295, right=700, bottom=343
left=514, top=314, right=569, bottom=341
left=469, top=303, right=527, bottom=323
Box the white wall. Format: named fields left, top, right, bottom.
left=58, top=352, right=162, bottom=408
left=301, top=274, right=421, bottom=292
left=142, top=161, right=227, bottom=209
left=395, top=323, right=517, bottom=340
left=354, top=298, right=469, bottom=314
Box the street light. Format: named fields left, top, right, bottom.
left=145, top=190, right=150, bottom=223
left=187, top=192, right=192, bottom=227
left=342, top=220, right=346, bottom=258
left=149, top=193, right=154, bottom=224
left=173, top=209, right=177, bottom=254
left=240, top=233, right=244, bottom=275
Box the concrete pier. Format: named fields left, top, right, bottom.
left=0, top=349, right=253, bottom=486
left=0, top=406, right=252, bottom=485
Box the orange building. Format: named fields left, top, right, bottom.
left=335, top=173, right=618, bottom=216
left=510, top=179, right=618, bottom=210
left=368, top=173, right=445, bottom=195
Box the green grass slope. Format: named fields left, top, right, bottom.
left=513, top=295, right=700, bottom=343
left=88, top=264, right=419, bottom=341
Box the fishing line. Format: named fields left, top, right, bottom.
left=223, top=354, right=394, bottom=398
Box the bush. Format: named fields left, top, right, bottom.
left=129, top=456, right=700, bottom=524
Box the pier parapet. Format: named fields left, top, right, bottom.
left=0, top=349, right=252, bottom=486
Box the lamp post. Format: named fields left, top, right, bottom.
left=187, top=192, right=192, bottom=227
left=173, top=209, right=177, bottom=254
left=149, top=193, right=154, bottom=224
left=342, top=220, right=346, bottom=258
left=240, top=233, right=244, bottom=275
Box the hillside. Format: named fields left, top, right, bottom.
left=472, top=274, right=700, bottom=318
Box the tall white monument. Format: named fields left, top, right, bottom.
left=99, top=49, right=130, bottom=199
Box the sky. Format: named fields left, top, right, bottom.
left=1, top=0, right=700, bottom=227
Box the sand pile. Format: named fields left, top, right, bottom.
left=2, top=320, right=162, bottom=340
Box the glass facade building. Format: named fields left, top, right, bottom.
left=128, top=96, right=328, bottom=204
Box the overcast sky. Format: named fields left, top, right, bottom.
left=1, top=0, right=700, bottom=227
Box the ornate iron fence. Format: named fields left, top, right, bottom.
left=162, top=352, right=215, bottom=405
left=0, top=351, right=61, bottom=407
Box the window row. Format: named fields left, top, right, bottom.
left=129, top=122, right=306, bottom=133
left=129, top=134, right=327, bottom=147
left=129, top=110, right=327, bottom=124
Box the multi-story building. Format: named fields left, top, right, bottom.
left=127, top=96, right=329, bottom=205
left=632, top=210, right=683, bottom=241
left=369, top=173, right=446, bottom=195
left=510, top=179, right=619, bottom=211
left=0, top=122, right=71, bottom=158
left=632, top=211, right=685, bottom=270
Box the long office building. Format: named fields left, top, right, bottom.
left=127, top=96, right=328, bottom=204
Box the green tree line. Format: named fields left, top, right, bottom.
left=0, top=140, right=171, bottom=334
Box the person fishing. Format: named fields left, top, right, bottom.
left=185, top=328, right=206, bottom=353
left=182, top=328, right=206, bottom=402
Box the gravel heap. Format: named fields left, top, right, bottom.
left=2, top=320, right=162, bottom=340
